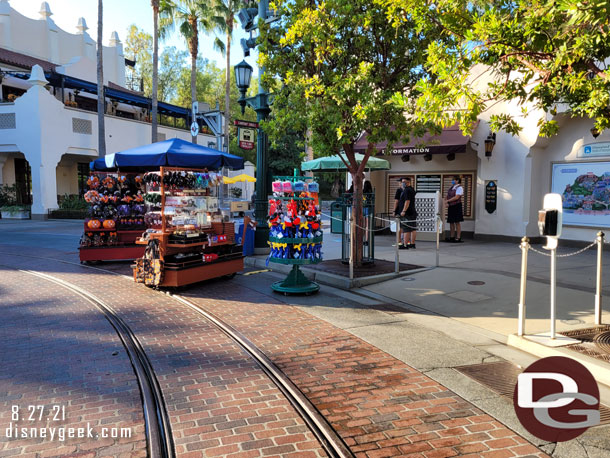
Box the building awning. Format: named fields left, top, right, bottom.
left=45, top=73, right=190, bottom=118
left=354, top=125, right=475, bottom=156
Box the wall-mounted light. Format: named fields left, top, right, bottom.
left=484, top=132, right=496, bottom=157
left=446, top=153, right=455, bottom=161
left=591, top=127, right=600, bottom=138
left=423, top=154, right=432, bottom=161
left=401, top=155, right=410, bottom=162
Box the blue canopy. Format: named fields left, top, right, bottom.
left=90, top=138, right=244, bottom=171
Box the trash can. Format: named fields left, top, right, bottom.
left=237, top=222, right=255, bottom=256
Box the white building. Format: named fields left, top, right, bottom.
left=0, top=0, right=219, bottom=218
left=358, top=68, right=610, bottom=245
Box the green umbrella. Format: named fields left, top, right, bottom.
left=301, top=153, right=391, bottom=171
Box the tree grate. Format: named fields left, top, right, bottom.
left=455, top=360, right=610, bottom=425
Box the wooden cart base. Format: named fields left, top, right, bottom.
left=79, top=245, right=146, bottom=262
left=160, top=257, right=244, bottom=287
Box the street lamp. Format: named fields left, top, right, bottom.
left=484, top=132, right=496, bottom=157
left=235, top=0, right=274, bottom=250
left=235, top=60, right=253, bottom=115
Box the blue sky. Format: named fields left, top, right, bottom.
left=16, top=0, right=256, bottom=71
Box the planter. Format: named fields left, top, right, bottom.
left=1, top=210, right=30, bottom=219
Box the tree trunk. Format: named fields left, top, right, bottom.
left=224, top=25, right=231, bottom=153
left=188, top=18, right=198, bottom=144
left=351, top=172, right=364, bottom=267
left=151, top=1, right=159, bottom=143
left=96, top=0, right=106, bottom=157
left=342, top=143, right=369, bottom=267
left=190, top=50, right=197, bottom=144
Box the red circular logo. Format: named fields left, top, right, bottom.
left=513, top=356, right=599, bottom=442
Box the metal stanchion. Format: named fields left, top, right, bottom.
left=436, top=214, right=441, bottom=267
left=395, top=217, right=400, bottom=274
left=595, top=231, right=605, bottom=325
left=518, top=237, right=530, bottom=336
left=349, top=215, right=354, bottom=281
left=550, top=247, right=557, bottom=339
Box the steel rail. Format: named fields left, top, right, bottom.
left=171, top=294, right=355, bottom=458
left=17, top=269, right=175, bottom=458
left=0, top=252, right=354, bottom=457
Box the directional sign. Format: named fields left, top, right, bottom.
left=234, top=119, right=259, bottom=128
left=485, top=180, right=497, bottom=214
left=239, top=127, right=255, bottom=150
left=190, top=122, right=199, bottom=137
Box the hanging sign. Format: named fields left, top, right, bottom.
left=416, top=175, right=442, bottom=192
left=234, top=119, right=259, bottom=128
left=485, top=180, right=497, bottom=214
left=238, top=127, right=255, bottom=150
left=577, top=142, right=610, bottom=158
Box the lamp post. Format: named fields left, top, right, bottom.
left=235, top=0, right=273, bottom=249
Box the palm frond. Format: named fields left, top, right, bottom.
left=214, top=37, right=226, bottom=56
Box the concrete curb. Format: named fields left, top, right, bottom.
left=507, top=334, right=610, bottom=388
left=244, top=256, right=427, bottom=290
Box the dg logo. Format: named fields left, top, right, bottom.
left=513, top=356, right=600, bottom=442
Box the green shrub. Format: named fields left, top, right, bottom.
left=0, top=184, right=17, bottom=207
left=58, top=194, right=89, bottom=211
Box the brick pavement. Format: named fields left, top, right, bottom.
left=182, top=282, right=548, bottom=458
left=0, top=268, right=146, bottom=458
left=0, top=251, right=326, bottom=458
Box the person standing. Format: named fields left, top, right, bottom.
left=394, top=178, right=407, bottom=248
left=445, top=176, right=464, bottom=243
left=402, top=177, right=417, bottom=248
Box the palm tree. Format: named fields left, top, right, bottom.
left=151, top=0, right=160, bottom=142
left=160, top=0, right=211, bottom=144
left=97, top=0, right=106, bottom=157
left=208, top=0, right=244, bottom=152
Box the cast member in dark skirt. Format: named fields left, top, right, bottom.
left=445, top=176, right=464, bottom=243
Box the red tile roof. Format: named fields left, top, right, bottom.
left=0, top=47, right=57, bottom=72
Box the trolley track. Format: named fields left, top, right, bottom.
left=11, top=267, right=175, bottom=458
left=0, top=251, right=354, bottom=458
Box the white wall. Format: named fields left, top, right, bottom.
left=528, top=115, right=610, bottom=242
left=0, top=69, right=216, bottom=216
left=0, top=1, right=124, bottom=85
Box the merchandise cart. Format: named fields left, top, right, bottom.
left=267, top=174, right=323, bottom=294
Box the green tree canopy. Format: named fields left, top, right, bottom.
left=259, top=0, right=436, bottom=264
left=380, top=0, right=610, bottom=136
left=260, top=0, right=433, bottom=163
left=124, top=25, right=187, bottom=102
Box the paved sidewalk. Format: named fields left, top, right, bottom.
left=0, top=252, right=326, bottom=458
left=0, top=268, right=147, bottom=458
left=1, top=220, right=609, bottom=457
left=183, top=280, right=547, bottom=458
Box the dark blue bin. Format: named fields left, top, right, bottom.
left=237, top=223, right=255, bottom=256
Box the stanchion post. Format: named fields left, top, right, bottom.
left=518, top=236, right=530, bottom=336
left=436, top=214, right=441, bottom=267
left=550, top=247, right=557, bottom=339
left=595, top=231, right=604, bottom=325
left=395, top=217, right=400, bottom=274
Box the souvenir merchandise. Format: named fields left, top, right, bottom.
left=79, top=172, right=148, bottom=262
left=267, top=175, right=323, bottom=294
left=133, top=166, right=246, bottom=288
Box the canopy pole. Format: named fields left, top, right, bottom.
left=160, top=166, right=166, bottom=234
